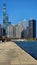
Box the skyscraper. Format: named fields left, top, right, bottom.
left=3, top=4, right=8, bottom=25
left=13, top=25, right=16, bottom=38
left=29, top=19, right=36, bottom=38
left=3, top=3, right=11, bottom=36
left=0, top=24, right=2, bottom=37
left=3, top=3, right=11, bottom=28
left=6, top=25, right=13, bottom=38
left=6, top=24, right=22, bottom=38
left=20, top=19, right=26, bottom=29
left=16, top=24, right=22, bottom=38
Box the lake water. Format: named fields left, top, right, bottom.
left=14, top=41, right=37, bottom=60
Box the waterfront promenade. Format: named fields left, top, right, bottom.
left=0, top=41, right=37, bottom=65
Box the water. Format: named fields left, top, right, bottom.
left=14, top=41, right=37, bottom=60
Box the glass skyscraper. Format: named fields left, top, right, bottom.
left=29, top=19, right=36, bottom=38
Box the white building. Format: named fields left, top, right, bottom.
left=6, top=24, right=23, bottom=38
left=6, top=25, right=13, bottom=38
left=16, top=24, right=22, bottom=38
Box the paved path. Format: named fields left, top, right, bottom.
left=0, top=42, right=37, bottom=65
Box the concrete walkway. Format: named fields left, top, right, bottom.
left=0, top=42, right=37, bottom=65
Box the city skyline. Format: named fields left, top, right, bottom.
left=0, top=0, right=37, bottom=37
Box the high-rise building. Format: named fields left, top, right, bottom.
left=3, top=3, right=11, bottom=36
left=0, top=24, right=2, bottom=37
left=6, top=25, right=13, bottom=38
left=29, top=19, right=36, bottom=38
left=0, top=24, right=6, bottom=37
left=21, top=19, right=26, bottom=29
left=16, top=24, right=22, bottom=38
left=26, top=27, right=29, bottom=38
left=21, top=28, right=27, bottom=38
left=6, top=24, right=22, bottom=38
left=6, top=25, right=16, bottom=38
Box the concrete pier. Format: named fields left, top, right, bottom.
left=0, top=42, right=37, bottom=65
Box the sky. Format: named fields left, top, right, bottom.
left=0, top=0, right=37, bottom=37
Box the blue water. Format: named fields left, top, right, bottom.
left=14, top=41, right=37, bottom=60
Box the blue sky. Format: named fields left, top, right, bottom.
left=0, top=0, right=37, bottom=37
